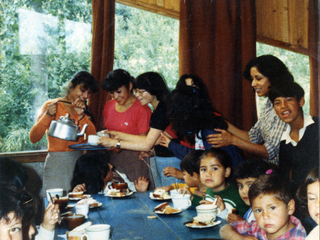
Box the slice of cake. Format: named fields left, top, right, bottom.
left=153, top=189, right=166, bottom=198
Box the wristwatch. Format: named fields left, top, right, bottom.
left=116, top=139, right=121, bottom=149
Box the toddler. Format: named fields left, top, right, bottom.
left=296, top=167, right=319, bottom=240
left=199, top=148, right=248, bottom=218
left=220, top=173, right=306, bottom=239
left=227, top=159, right=277, bottom=223
left=156, top=150, right=206, bottom=205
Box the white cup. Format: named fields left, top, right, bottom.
left=170, top=189, right=180, bottom=197
left=75, top=203, right=89, bottom=219
left=88, top=135, right=99, bottom=146
left=171, top=194, right=192, bottom=210
left=196, top=204, right=221, bottom=221
left=46, top=188, right=63, bottom=202
left=81, top=224, right=111, bottom=240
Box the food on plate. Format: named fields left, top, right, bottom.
left=154, top=202, right=180, bottom=214
left=107, top=188, right=129, bottom=197
left=77, top=198, right=99, bottom=208
left=193, top=215, right=214, bottom=225
left=66, top=222, right=92, bottom=239
left=68, top=192, right=84, bottom=199
left=151, top=189, right=170, bottom=199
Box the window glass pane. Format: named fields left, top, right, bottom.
left=0, top=0, right=92, bottom=153
left=256, top=43, right=310, bottom=116
left=114, top=3, right=179, bottom=90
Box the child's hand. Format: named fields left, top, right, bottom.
left=73, top=183, right=86, bottom=193
left=214, top=195, right=226, bottom=212
left=134, top=176, right=149, bottom=192
left=226, top=213, right=244, bottom=223
left=163, top=167, right=184, bottom=180
left=42, top=201, right=60, bottom=231
left=193, top=189, right=206, bottom=198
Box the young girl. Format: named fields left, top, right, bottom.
left=296, top=167, right=319, bottom=240
left=199, top=148, right=248, bottom=219
left=71, top=152, right=149, bottom=194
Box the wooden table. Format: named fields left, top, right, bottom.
left=54, top=191, right=227, bottom=239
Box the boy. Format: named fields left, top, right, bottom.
left=227, top=159, right=276, bottom=223
left=220, top=174, right=306, bottom=240
left=269, top=82, right=319, bottom=192
left=155, top=150, right=206, bottom=205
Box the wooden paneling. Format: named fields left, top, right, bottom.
left=0, top=151, right=47, bottom=163
left=116, top=0, right=180, bottom=19
left=256, top=0, right=309, bottom=55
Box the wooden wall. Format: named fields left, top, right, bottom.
left=117, top=0, right=310, bottom=55
left=256, top=0, right=309, bottom=55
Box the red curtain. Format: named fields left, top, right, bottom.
left=179, top=0, right=257, bottom=130
left=309, top=0, right=320, bottom=118
left=89, top=0, right=115, bottom=130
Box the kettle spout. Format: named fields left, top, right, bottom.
left=77, top=123, right=89, bottom=137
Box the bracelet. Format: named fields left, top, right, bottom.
left=116, top=139, right=121, bottom=149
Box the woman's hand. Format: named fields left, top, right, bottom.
left=106, top=130, right=122, bottom=140
left=206, top=129, right=234, bottom=147
left=73, top=183, right=86, bottom=193
left=72, top=98, right=85, bottom=116
left=163, top=167, right=184, bottom=180
left=46, top=102, right=57, bottom=117
left=42, top=201, right=60, bottom=231
left=159, top=133, right=171, bottom=148
left=226, top=213, right=245, bottom=223
left=98, top=136, right=117, bottom=148
left=138, top=150, right=155, bottom=160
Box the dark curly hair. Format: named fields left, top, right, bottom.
left=243, top=55, right=294, bottom=89
left=167, top=86, right=227, bottom=144
left=69, top=70, right=99, bottom=93
left=101, top=69, right=134, bottom=92
left=176, top=74, right=210, bottom=100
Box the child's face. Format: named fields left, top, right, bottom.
left=236, top=177, right=257, bottom=206
left=307, top=180, right=320, bottom=225
left=199, top=155, right=230, bottom=192
left=182, top=170, right=199, bottom=188
left=273, top=96, right=304, bottom=124
left=0, top=212, right=23, bottom=240
left=252, top=194, right=295, bottom=240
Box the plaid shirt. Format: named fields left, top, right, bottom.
left=248, top=99, right=287, bottom=165
left=231, top=215, right=306, bottom=240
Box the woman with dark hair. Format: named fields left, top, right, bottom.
left=175, top=73, right=210, bottom=99
left=207, top=55, right=294, bottom=164
left=160, top=86, right=242, bottom=170
left=101, top=69, right=152, bottom=187
left=29, top=70, right=99, bottom=194
left=99, top=72, right=178, bottom=187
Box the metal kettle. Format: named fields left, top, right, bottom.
left=48, top=114, right=88, bottom=141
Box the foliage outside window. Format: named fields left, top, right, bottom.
left=256, top=43, right=310, bottom=116
left=0, top=1, right=179, bottom=153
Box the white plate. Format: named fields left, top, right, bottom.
left=184, top=220, right=221, bottom=229
left=105, top=191, right=134, bottom=198
left=153, top=203, right=182, bottom=215
left=149, top=192, right=171, bottom=200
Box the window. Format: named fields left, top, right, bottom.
left=0, top=1, right=179, bottom=153
left=256, top=42, right=310, bottom=116
left=114, top=3, right=179, bottom=90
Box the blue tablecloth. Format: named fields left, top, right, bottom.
left=54, top=191, right=227, bottom=239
